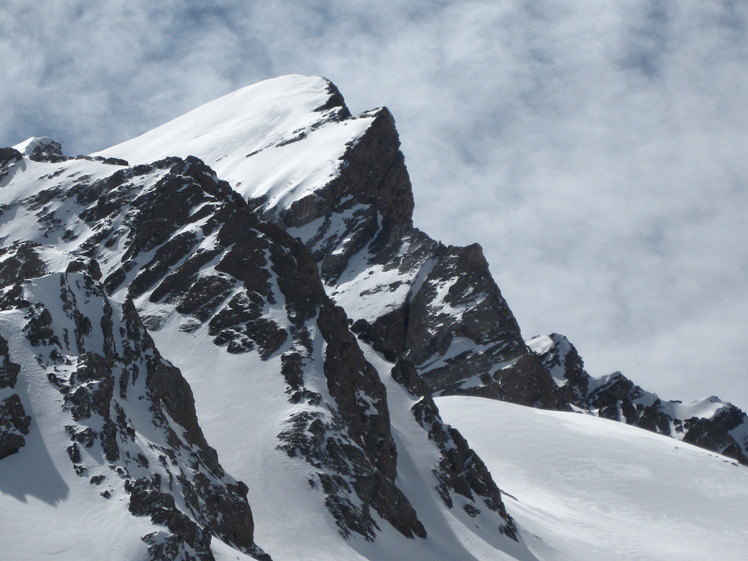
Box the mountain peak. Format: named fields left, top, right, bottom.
left=97, top=75, right=416, bottom=271
left=97, top=75, right=362, bottom=200
left=13, top=136, right=66, bottom=162
left=2, top=75, right=746, bottom=561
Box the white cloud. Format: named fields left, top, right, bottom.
left=2, top=0, right=747, bottom=409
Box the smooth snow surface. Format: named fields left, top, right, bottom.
left=97, top=74, right=374, bottom=211
left=437, top=396, right=748, bottom=561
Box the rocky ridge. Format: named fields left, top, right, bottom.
left=528, top=333, right=748, bottom=464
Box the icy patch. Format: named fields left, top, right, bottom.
left=331, top=262, right=412, bottom=321
left=660, top=395, right=732, bottom=420
left=526, top=334, right=572, bottom=387
left=525, top=335, right=554, bottom=356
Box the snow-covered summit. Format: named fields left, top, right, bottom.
left=13, top=136, right=60, bottom=156
left=97, top=74, right=375, bottom=212
left=10, top=135, right=66, bottom=163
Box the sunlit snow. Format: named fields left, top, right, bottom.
left=437, top=396, right=748, bottom=561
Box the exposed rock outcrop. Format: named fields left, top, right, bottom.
left=0, top=147, right=23, bottom=183
left=0, top=393, right=31, bottom=460
left=0, top=334, right=30, bottom=459
left=394, top=358, right=518, bottom=538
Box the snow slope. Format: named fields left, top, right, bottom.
left=437, top=396, right=748, bottom=561
left=0, top=305, right=153, bottom=560
left=0, top=273, right=257, bottom=561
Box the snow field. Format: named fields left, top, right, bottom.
left=436, top=396, right=748, bottom=561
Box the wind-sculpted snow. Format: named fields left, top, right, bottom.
left=438, top=396, right=748, bottom=561
left=97, top=75, right=376, bottom=221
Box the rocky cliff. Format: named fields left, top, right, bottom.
left=528, top=333, right=748, bottom=464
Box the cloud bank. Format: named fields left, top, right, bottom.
left=2, top=0, right=747, bottom=409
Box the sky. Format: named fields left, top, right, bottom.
left=2, top=0, right=747, bottom=411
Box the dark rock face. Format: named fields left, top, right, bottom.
left=0, top=147, right=23, bottom=167
left=252, top=107, right=412, bottom=238
left=0, top=393, right=31, bottom=459
left=400, top=244, right=560, bottom=407
left=352, top=237, right=560, bottom=407
left=256, top=106, right=416, bottom=286
left=0, top=242, right=48, bottom=286
left=412, top=394, right=517, bottom=537
left=394, top=359, right=518, bottom=538
left=0, top=147, right=23, bottom=182
left=28, top=138, right=66, bottom=163
left=83, top=158, right=424, bottom=539
left=303, top=303, right=426, bottom=540
left=0, top=334, right=30, bottom=459
left=0, top=335, right=21, bottom=390
left=682, top=404, right=748, bottom=462
left=314, top=80, right=353, bottom=120
left=2, top=138, right=125, bottom=168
